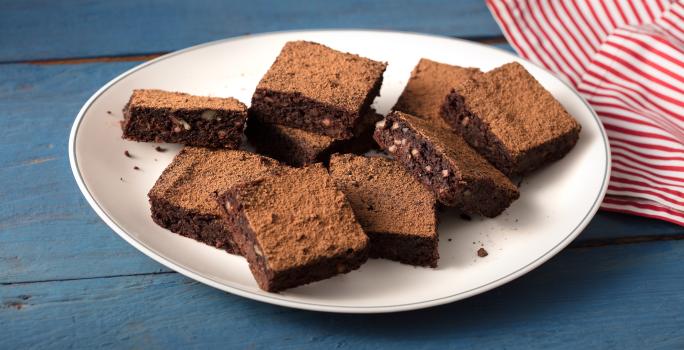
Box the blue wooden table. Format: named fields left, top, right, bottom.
left=2, top=1, right=683, bottom=348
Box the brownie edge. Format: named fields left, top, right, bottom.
left=374, top=111, right=519, bottom=217
left=122, top=89, right=247, bottom=148
left=246, top=110, right=382, bottom=167
left=250, top=41, right=387, bottom=139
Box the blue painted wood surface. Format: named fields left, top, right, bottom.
left=0, top=0, right=501, bottom=62
left=1, top=0, right=683, bottom=348
left=3, top=241, right=683, bottom=348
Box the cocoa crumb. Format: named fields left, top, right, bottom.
left=133, top=166, right=140, bottom=170
left=106, top=110, right=112, bottom=115
left=155, top=146, right=167, bottom=152
left=448, top=238, right=452, bottom=242
left=477, top=248, right=488, bottom=257
left=124, top=150, right=132, bottom=158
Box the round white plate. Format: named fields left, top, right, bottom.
left=69, top=30, right=610, bottom=313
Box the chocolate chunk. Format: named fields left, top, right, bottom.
left=477, top=248, right=488, bottom=257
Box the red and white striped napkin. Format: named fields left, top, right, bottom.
left=487, top=0, right=684, bottom=226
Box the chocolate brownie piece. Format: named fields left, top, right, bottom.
left=246, top=110, right=382, bottom=166
left=148, top=147, right=284, bottom=254
left=122, top=89, right=247, bottom=148
left=394, top=58, right=481, bottom=126
left=442, top=62, right=581, bottom=175
left=374, top=111, right=519, bottom=217
left=329, top=154, right=439, bottom=267
left=250, top=41, right=387, bottom=139
left=218, top=165, right=369, bottom=292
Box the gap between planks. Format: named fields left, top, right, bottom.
left=1, top=36, right=508, bottom=65
left=2, top=233, right=683, bottom=287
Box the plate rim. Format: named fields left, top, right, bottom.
left=68, top=29, right=611, bottom=313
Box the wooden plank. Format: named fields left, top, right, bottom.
left=0, top=0, right=502, bottom=62
left=0, top=62, right=168, bottom=283
left=2, top=240, right=683, bottom=349
left=0, top=61, right=681, bottom=284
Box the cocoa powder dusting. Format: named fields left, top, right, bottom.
left=256, top=41, right=387, bottom=113
left=228, top=165, right=368, bottom=272
left=456, top=62, right=581, bottom=156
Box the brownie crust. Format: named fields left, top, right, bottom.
left=122, top=89, right=247, bottom=148
left=329, top=154, right=439, bottom=267
left=218, top=165, right=369, bottom=292
left=246, top=110, right=382, bottom=166
left=374, top=111, right=519, bottom=217
left=148, top=147, right=284, bottom=254
left=441, top=62, right=581, bottom=175
left=250, top=41, right=387, bottom=139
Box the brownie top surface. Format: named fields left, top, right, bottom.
left=148, top=147, right=283, bottom=215
left=394, top=58, right=481, bottom=126
left=256, top=41, right=387, bottom=113
left=329, top=154, right=437, bottom=237
left=384, top=111, right=516, bottom=190
left=265, top=109, right=383, bottom=152
left=457, top=62, right=581, bottom=155
left=230, top=165, right=368, bottom=272
left=129, top=89, right=247, bottom=111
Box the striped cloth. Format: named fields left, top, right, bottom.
left=487, top=0, right=684, bottom=226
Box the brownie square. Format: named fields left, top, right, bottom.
left=122, top=89, right=247, bottom=148
left=374, top=111, right=519, bottom=217
left=442, top=62, right=581, bottom=175
left=148, top=147, right=284, bottom=254
left=329, top=154, right=439, bottom=267
left=246, top=110, right=382, bottom=166
left=218, top=165, right=369, bottom=292
left=250, top=41, right=387, bottom=139
left=394, top=58, right=481, bottom=126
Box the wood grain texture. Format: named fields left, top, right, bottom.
left=2, top=2, right=682, bottom=348
left=0, top=61, right=682, bottom=285
left=2, top=240, right=683, bottom=349
left=0, top=0, right=501, bottom=62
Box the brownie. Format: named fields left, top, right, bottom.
left=250, top=41, right=387, bottom=139
left=218, top=165, right=369, bottom=292
left=442, top=62, right=581, bottom=175
left=329, top=154, right=439, bottom=267
left=122, top=89, right=247, bottom=148
left=246, top=110, right=382, bottom=166
left=394, top=58, right=481, bottom=126
left=374, top=111, right=519, bottom=217
left=148, top=147, right=284, bottom=254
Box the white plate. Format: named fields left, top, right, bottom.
left=69, top=30, right=610, bottom=313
